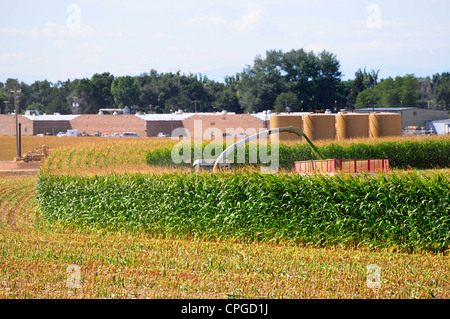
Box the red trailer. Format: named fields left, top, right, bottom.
left=295, top=159, right=390, bottom=174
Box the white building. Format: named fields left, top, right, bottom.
left=428, top=119, right=450, bottom=135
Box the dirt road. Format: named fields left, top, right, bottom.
left=0, top=161, right=40, bottom=175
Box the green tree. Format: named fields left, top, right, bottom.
left=28, top=80, right=53, bottom=113
left=111, top=76, right=139, bottom=107
left=91, top=72, right=115, bottom=110
left=347, top=72, right=363, bottom=108
left=0, top=82, right=9, bottom=114
left=273, top=92, right=299, bottom=112
left=347, top=68, right=379, bottom=108
left=238, top=50, right=287, bottom=113
left=212, top=88, right=242, bottom=113
left=238, top=49, right=342, bottom=113
left=73, top=78, right=95, bottom=113
left=432, top=73, right=450, bottom=110
left=355, top=74, right=419, bottom=108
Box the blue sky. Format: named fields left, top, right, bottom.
left=1, top=0, right=449, bottom=84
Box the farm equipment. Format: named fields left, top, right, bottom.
left=192, top=126, right=389, bottom=174
left=191, top=126, right=322, bottom=173
left=15, top=145, right=50, bottom=163
left=210, top=126, right=324, bottom=173
left=192, top=159, right=232, bottom=173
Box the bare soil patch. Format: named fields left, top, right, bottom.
left=0, top=161, right=40, bottom=175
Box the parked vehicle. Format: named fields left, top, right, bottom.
left=122, top=132, right=139, bottom=137
left=157, top=132, right=169, bottom=137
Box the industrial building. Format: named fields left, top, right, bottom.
left=355, top=107, right=448, bottom=130
left=0, top=111, right=269, bottom=138
left=1, top=107, right=448, bottom=139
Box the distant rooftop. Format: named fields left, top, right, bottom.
left=429, top=118, right=450, bottom=123
left=135, top=112, right=194, bottom=121
left=356, top=107, right=416, bottom=112
left=251, top=111, right=313, bottom=120
left=135, top=110, right=245, bottom=121
left=23, top=114, right=80, bottom=121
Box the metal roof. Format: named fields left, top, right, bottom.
left=356, top=107, right=416, bottom=112
left=23, top=114, right=80, bottom=121
left=429, top=118, right=450, bottom=123
left=135, top=113, right=194, bottom=121
left=251, top=112, right=312, bottom=120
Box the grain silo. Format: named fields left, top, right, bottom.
left=270, top=114, right=303, bottom=141
left=369, top=113, right=402, bottom=138
left=336, top=113, right=370, bottom=140
left=303, top=114, right=336, bottom=141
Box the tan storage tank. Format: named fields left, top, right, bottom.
left=303, top=114, right=336, bottom=141
left=336, top=113, right=369, bottom=140
left=369, top=113, right=402, bottom=138
left=270, top=114, right=303, bottom=141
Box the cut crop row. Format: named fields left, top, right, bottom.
left=36, top=171, right=450, bottom=253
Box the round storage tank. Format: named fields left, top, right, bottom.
left=369, top=113, right=402, bottom=138
left=336, top=113, right=369, bottom=140
left=303, top=114, right=336, bottom=141
left=270, top=114, right=303, bottom=141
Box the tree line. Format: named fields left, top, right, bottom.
left=0, top=48, right=449, bottom=115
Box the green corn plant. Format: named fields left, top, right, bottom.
left=36, top=170, right=450, bottom=253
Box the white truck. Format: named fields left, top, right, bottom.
left=67, top=129, right=78, bottom=137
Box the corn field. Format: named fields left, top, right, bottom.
left=145, top=136, right=450, bottom=170
left=36, top=171, right=450, bottom=253
left=2, top=134, right=450, bottom=299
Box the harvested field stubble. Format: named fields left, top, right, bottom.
left=1, top=206, right=449, bottom=299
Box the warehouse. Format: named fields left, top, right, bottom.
left=0, top=111, right=269, bottom=138
left=355, top=107, right=448, bottom=130
left=0, top=113, right=77, bottom=136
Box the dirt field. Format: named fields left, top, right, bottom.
left=0, top=161, right=40, bottom=175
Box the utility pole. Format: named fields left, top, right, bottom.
left=10, top=86, right=22, bottom=159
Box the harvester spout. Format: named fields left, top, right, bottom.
left=212, top=126, right=324, bottom=173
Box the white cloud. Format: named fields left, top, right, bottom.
left=41, top=22, right=94, bottom=38
left=381, top=20, right=419, bottom=28
left=232, top=3, right=264, bottom=33
left=303, top=43, right=332, bottom=53
left=0, top=22, right=94, bottom=38
left=166, top=45, right=181, bottom=52
left=185, top=15, right=227, bottom=27
left=52, top=40, right=71, bottom=49
left=79, top=42, right=106, bottom=52
left=434, top=22, right=450, bottom=32
left=150, top=31, right=170, bottom=39
left=0, top=52, right=26, bottom=64
left=344, top=40, right=407, bottom=57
